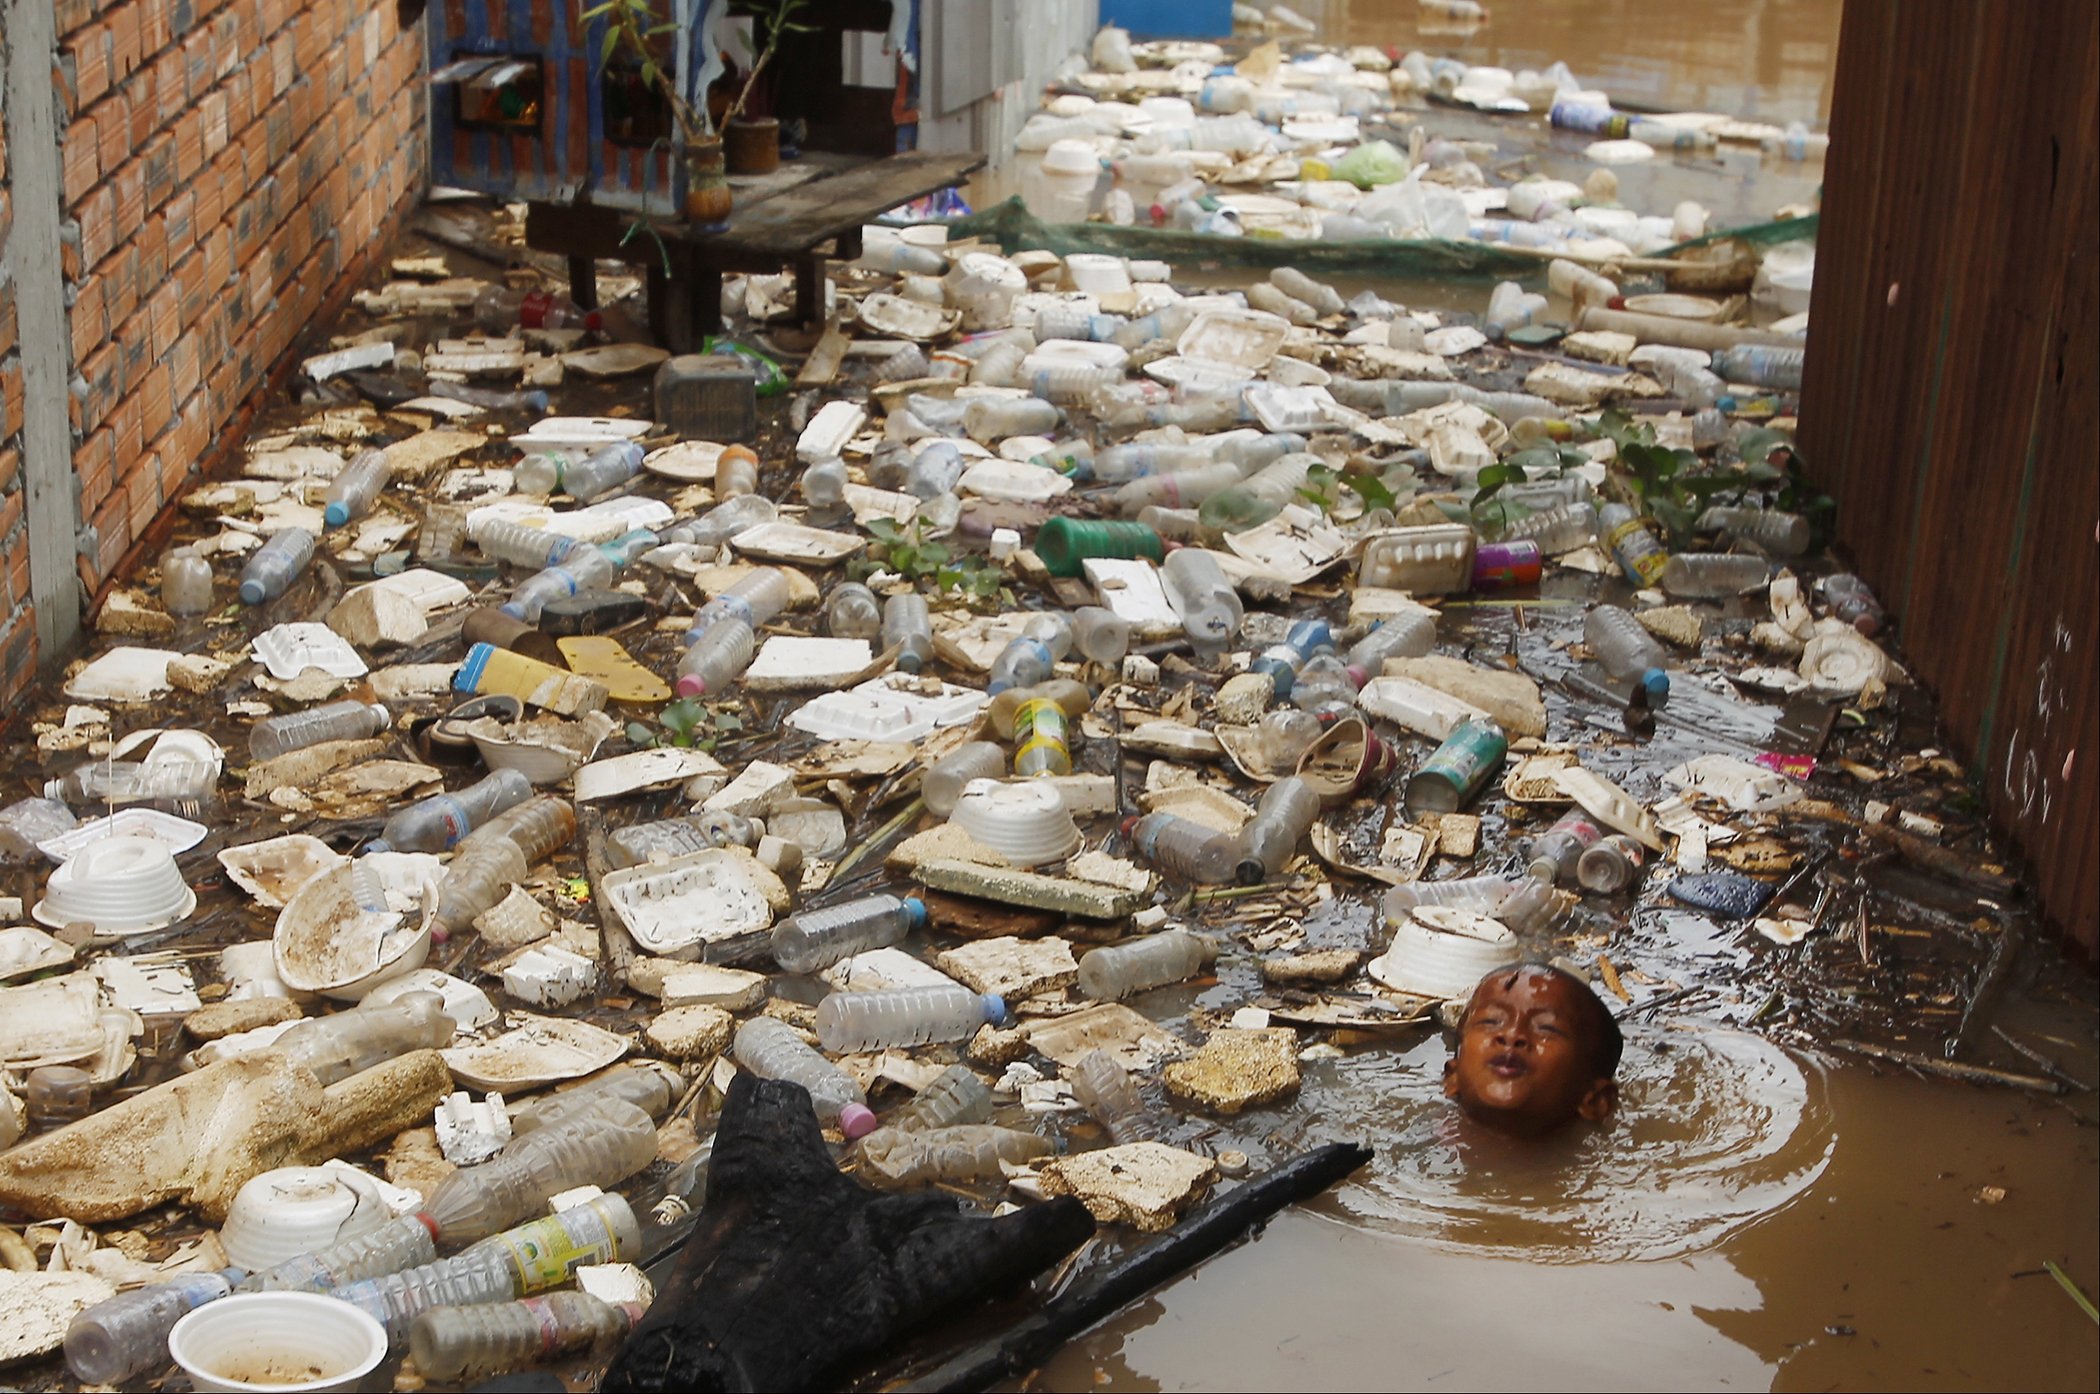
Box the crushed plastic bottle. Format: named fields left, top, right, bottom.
left=733, top=1016, right=877, bottom=1138
left=814, top=985, right=1006, bottom=1053
left=1078, top=929, right=1216, bottom=1001
left=771, top=894, right=930, bottom=976
left=411, top=1292, right=644, bottom=1382
left=1067, top=1048, right=1160, bottom=1144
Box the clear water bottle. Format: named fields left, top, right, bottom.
left=962, top=396, right=1061, bottom=443
left=433, top=797, right=576, bottom=938
left=1695, top=505, right=1810, bottom=556
left=731, top=1016, right=876, bottom=1138
left=1072, top=606, right=1132, bottom=664
left=856, top=237, right=948, bottom=275
left=670, top=493, right=777, bottom=549
left=474, top=285, right=603, bottom=333
left=1233, top=776, right=1321, bottom=884
left=1026, top=362, right=1117, bottom=404
left=1523, top=809, right=1603, bottom=884
left=683, top=567, right=791, bottom=646
left=1382, top=873, right=1533, bottom=920
left=159, top=546, right=214, bottom=615
left=1078, top=929, right=1216, bottom=1001
left=882, top=593, right=934, bottom=673
left=46, top=760, right=217, bottom=809
left=887, top=1063, right=993, bottom=1133
left=1577, top=833, right=1647, bottom=894
left=472, top=518, right=584, bottom=569
left=1126, top=812, right=1239, bottom=885
left=1344, top=613, right=1437, bottom=685
left=500, top=548, right=615, bottom=622
left=1270, top=266, right=1344, bottom=316
left=65, top=1272, right=235, bottom=1385
left=273, top=992, right=454, bottom=1085
left=1067, top=1048, right=1159, bottom=1144
left=1094, top=442, right=1213, bottom=483
left=510, top=1064, right=678, bottom=1135
left=825, top=582, right=882, bottom=639
left=1248, top=619, right=1333, bottom=700
left=1823, top=573, right=1885, bottom=636
left=411, top=1292, right=642, bottom=1382
left=1546, top=258, right=1619, bottom=311
left=923, top=742, right=1007, bottom=816
left=1029, top=438, right=1095, bottom=479
left=512, top=441, right=643, bottom=501
left=1138, top=505, right=1204, bottom=541
left=1257, top=708, right=1323, bottom=768
left=771, top=894, right=929, bottom=975
left=1661, top=552, right=1772, bottom=598
left=971, top=341, right=1027, bottom=387
left=1197, top=453, right=1315, bottom=532
left=814, top=985, right=1006, bottom=1054
left=1501, top=500, right=1600, bottom=556
left=1247, top=281, right=1317, bottom=326
left=1218, top=431, right=1309, bottom=470
left=367, top=768, right=533, bottom=855
left=854, top=1124, right=1049, bottom=1189
left=248, top=700, right=391, bottom=761
left=1110, top=301, right=1197, bottom=349
left=1599, top=502, right=1669, bottom=587
left=1289, top=651, right=1359, bottom=716
left=426, top=380, right=551, bottom=413
left=987, top=636, right=1059, bottom=695
left=1658, top=359, right=1725, bottom=408
left=1583, top=605, right=1671, bottom=703
left=422, top=1102, right=657, bottom=1245
left=673, top=616, right=755, bottom=698
left=802, top=456, right=850, bottom=517
left=1032, top=304, right=1124, bottom=342
left=901, top=442, right=966, bottom=500
left=241, top=1213, right=439, bottom=1293
left=1162, top=548, right=1243, bottom=652
left=1111, top=462, right=1245, bottom=513
left=323, top=449, right=393, bottom=529
left=336, top=1195, right=640, bottom=1344
left=606, top=813, right=746, bottom=868
left=238, top=528, right=316, bottom=605
left=1711, top=344, right=1806, bottom=390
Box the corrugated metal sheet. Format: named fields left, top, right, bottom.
left=1799, top=0, right=2099, bottom=955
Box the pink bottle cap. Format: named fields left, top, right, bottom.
left=674, top=674, right=708, bottom=698
left=839, top=1104, right=877, bottom=1140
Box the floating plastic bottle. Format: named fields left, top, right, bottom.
left=683, top=567, right=791, bottom=647
left=816, top=985, right=1005, bottom=1054
left=46, top=761, right=217, bottom=809
left=158, top=546, right=214, bottom=615
left=1695, top=505, right=1810, bottom=556
left=825, top=582, right=882, bottom=639
left=856, top=237, right=947, bottom=275
left=1032, top=304, right=1125, bottom=343
left=1033, top=517, right=1165, bottom=577
left=241, top=1213, right=439, bottom=1294
left=1658, top=358, right=1725, bottom=408
left=963, top=396, right=1060, bottom=443
left=1661, top=552, right=1773, bottom=598
left=1067, top=1049, right=1160, bottom=1144
left=1093, top=442, right=1213, bottom=484
left=714, top=444, right=759, bottom=498
left=249, top=700, right=391, bottom=761
left=854, top=1124, right=1049, bottom=1189
left=1111, top=463, right=1247, bottom=515
left=65, top=1272, right=236, bottom=1385
left=882, top=593, right=935, bottom=673
left=512, top=441, right=643, bottom=501
left=1523, top=809, right=1603, bottom=885
left=1584, top=605, right=1672, bottom=702
left=1710, top=345, right=1806, bottom=390
left=336, top=1195, right=640, bottom=1344
left=1289, top=652, right=1359, bottom=717
left=888, top=1063, right=994, bottom=1133
left=1500, top=500, right=1599, bottom=556
left=501, top=548, right=615, bottom=622
left=1162, top=549, right=1243, bottom=652
left=1546, top=259, right=1619, bottom=311
left=772, top=894, right=930, bottom=976
left=474, top=285, right=603, bottom=333
left=1071, top=606, right=1132, bottom=664
left=673, top=616, right=755, bottom=698
left=1344, top=613, right=1437, bottom=686
left=509, top=1064, right=678, bottom=1136
left=923, top=743, right=1007, bottom=817
left=987, top=636, right=1059, bottom=695
left=272, top=992, right=453, bottom=1085
left=1383, top=872, right=1539, bottom=922
left=432, top=797, right=576, bottom=938
left=1823, top=573, right=1885, bottom=636
left=426, top=380, right=551, bottom=413
left=732, top=1016, right=876, bottom=1138
left=1078, top=930, right=1215, bottom=1001
left=367, top=769, right=534, bottom=855
left=669, top=493, right=777, bottom=549
left=1577, top=833, right=1648, bottom=893
left=1028, top=438, right=1095, bottom=479
left=1011, top=693, right=1074, bottom=777
left=1249, top=619, right=1333, bottom=700
left=323, top=449, right=392, bottom=529
left=1599, top=502, right=1668, bottom=587
left=472, top=518, right=585, bottom=570
left=1126, top=812, right=1239, bottom=885
left=238, top=528, right=316, bottom=605
left=1197, top=453, right=1315, bottom=533
left=422, top=1102, right=657, bottom=1245
left=1233, top=776, right=1321, bottom=884
left=1626, top=117, right=1717, bottom=152
left=411, top=1292, right=643, bottom=1383
left=1257, top=708, right=1324, bottom=768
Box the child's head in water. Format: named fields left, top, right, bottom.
left=1443, top=962, right=1622, bottom=1136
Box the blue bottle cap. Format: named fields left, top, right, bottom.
left=238, top=578, right=266, bottom=606
left=981, top=993, right=1007, bottom=1025
left=1641, top=669, right=1671, bottom=702
left=900, top=896, right=929, bottom=932
left=323, top=501, right=351, bottom=528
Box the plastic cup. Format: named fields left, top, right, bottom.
left=1034, top=517, right=1165, bottom=577
left=168, top=1291, right=388, bottom=1393
left=33, top=835, right=194, bottom=934
left=949, top=779, right=1082, bottom=867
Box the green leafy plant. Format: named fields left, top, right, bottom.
left=850, top=518, right=1011, bottom=605
left=626, top=696, right=742, bottom=752
left=1592, top=408, right=1836, bottom=548
left=722, top=0, right=818, bottom=125
left=1297, top=463, right=1402, bottom=518
left=581, top=0, right=710, bottom=141
left=1468, top=440, right=1587, bottom=535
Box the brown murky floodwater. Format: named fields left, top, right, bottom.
left=1014, top=3, right=2100, bottom=1391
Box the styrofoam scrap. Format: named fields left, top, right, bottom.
left=1083, top=558, right=1179, bottom=631
left=302, top=342, right=395, bottom=380
left=434, top=1090, right=512, bottom=1165
left=600, top=848, right=787, bottom=957
left=578, top=1263, right=653, bottom=1307
left=501, top=945, right=598, bottom=1009
left=702, top=761, right=799, bottom=818
left=548, top=1185, right=606, bottom=1213
left=63, top=647, right=176, bottom=702
left=575, top=747, right=727, bottom=803
left=91, top=956, right=200, bottom=1015
left=252, top=622, right=368, bottom=679
left=745, top=637, right=875, bottom=692
left=822, top=947, right=963, bottom=994
left=797, top=400, right=868, bottom=462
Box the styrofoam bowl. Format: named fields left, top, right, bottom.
left=218, top=1166, right=393, bottom=1273
left=169, top=1291, right=387, bottom=1393
left=950, top=779, right=1082, bottom=867
left=273, top=854, right=440, bottom=1000
left=33, top=835, right=195, bottom=935
left=1367, top=907, right=1521, bottom=1000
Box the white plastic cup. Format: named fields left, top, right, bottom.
left=949, top=779, right=1080, bottom=867
left=168, top=1291, right=388, bottom=1393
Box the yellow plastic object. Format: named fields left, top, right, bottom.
left=556, top=636, right=673, bottom=703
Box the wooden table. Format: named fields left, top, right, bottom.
left=523, top=150, right=984, bottom=350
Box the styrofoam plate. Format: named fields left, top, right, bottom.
left=41, top=807, right=209, bottom=863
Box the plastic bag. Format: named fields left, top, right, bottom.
left=702, top=338, right=789, bottom=397
left=1332, top=139, right=1410, bottom=190
left=1091, top=25, right=1134, bottom=74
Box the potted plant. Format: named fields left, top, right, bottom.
left=720, top=0, right=816, bottom=175
left=582, top=0, right=734, bottom=228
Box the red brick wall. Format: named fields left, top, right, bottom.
left=0, top=0, right=426, bottom=697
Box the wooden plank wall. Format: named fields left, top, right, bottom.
left=1800, top=0, right=2099, bottom=956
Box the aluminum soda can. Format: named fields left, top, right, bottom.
left=1473, top=539, right=1544, bottom=589
left=1405, top=718, right=1508, bottom=815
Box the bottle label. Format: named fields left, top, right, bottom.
left=1607, top=516, right=1669, bottom=586
left=518, top=290, right=555, bottom=329
left=495, top=1204, right=624, bottom=1292
left=1011, top=698, right=1071, bottom=775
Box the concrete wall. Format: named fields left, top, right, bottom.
left=0, top=0, right=428, bottom=698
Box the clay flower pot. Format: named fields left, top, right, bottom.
left=684, top=137, right=733, bottom=230
left=724, top=116, right=780, bottom=175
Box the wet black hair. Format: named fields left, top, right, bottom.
left=1469, top=961, right=1625, bottom=1079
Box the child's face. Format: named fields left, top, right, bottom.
left=1442, top=966, right=1618, bottom=1135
